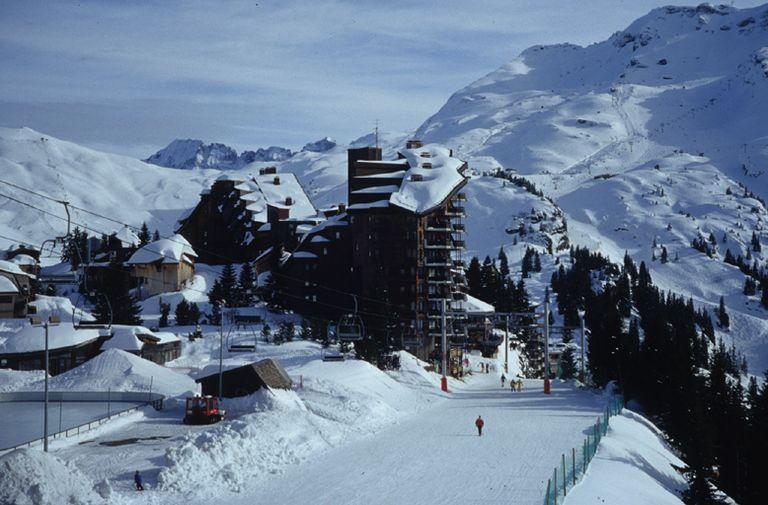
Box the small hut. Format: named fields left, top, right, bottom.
left=195, top=358, right=292, bottom=397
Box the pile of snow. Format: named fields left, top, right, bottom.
left=0, top=369, right=44, bottom=392
left=158, top=353, right=441, bottom=494
left=44, top=349, right=197, bottom=398
left=565, top=410, right=687, bottom=505
left=0, top=449, right=105, bottom=505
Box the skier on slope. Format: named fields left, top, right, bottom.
left=134, top=470, right=144, bottom=491
left=500, top=374, right=506, bottom=387
left=475, top=415, right=484, bottom=436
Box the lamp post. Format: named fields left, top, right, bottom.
left=577, top=308, right=586, bottom=383
left=440, top=299, right=449, bottom=393
left=30, top=315, right=61, bottom=452
left=543, top=295, right=551, bottom=395
left=218, top=300, right=226, bottom=399
left=504, top=314, right=509, bottom=374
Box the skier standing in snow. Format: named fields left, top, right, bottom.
left=500, top=374, right=506, bottom=387
left=134, top=470, right=144, bottom=491
left=475, top=415, right=484, bottom=436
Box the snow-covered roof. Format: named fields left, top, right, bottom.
left=100, top=325, right=179, bottom=351
left=0, top=276, right=18, bottom=294
left=0, top=323, right=101, bottom=354
left=126, top=234, right=197, bottom=265
left=461, top=294, right=495, bottom=315
left=234, top=172, right=317, bottom=223
left=0, top=260, right=34, bottom=279
left=389, top=145, right=467, bottom=214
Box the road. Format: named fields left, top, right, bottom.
left=227, top=372, right=606, bottom=505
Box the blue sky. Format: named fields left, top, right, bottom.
left=1, top=0, right=764, bottom=157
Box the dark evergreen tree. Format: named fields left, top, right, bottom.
left=467, top=257, right=482, bottom=299
left=138, top=222, right=151, bottom=246
left=744, top=277, right=757, bottom=296
left=93, top=258, right=142, bottom=325
left=300, top=319, right=311, bottom=340
left=159, top=301, right=170, bottom=327
left=219, top=264, right=238, bottom=307
left=717, top=296, right=730, bottom=328
left=187, top=302, right=201, bottom=325
left=558, top=346, right=577, bottom=379
left=660, top=246, right=668, bottom=264
left=751, top=231, right=761, bottom=252
left=237, top=262, right=256, bottom=306
left=498, top=247, right=510, bottom=279
left=152, top=229, right=161, bottom=241
left=175, top=299, right=190, bottom=325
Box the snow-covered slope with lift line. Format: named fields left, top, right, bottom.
left=414, top=3, right=768, bottom=373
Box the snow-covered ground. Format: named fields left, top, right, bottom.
left=0, top=330, right=616, bottom=505
left=565, top=410, right=687, bottom=505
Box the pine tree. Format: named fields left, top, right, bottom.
left=152, top=229, right=161, bottom=241
left=175, top=299, right=190, bottom=325
left=533, top=251, right=542, bottom=272
left=717, top=296, right=730, bottom=328
left=237, top=262, right=256, bottom=306
left=660, top=246, right=668, bottom=264
left=93, top=258, right=142, bottom=325
left=744, top=277, right=757, bottom=296
left=159, top=301, right=170, bottom=327
left=209, top=301, right=222, bottom=326
left=498, top=247, right=510, bottom=279
left=219, top=264, right=238, bottom=307
left=751, top=231, right=762, bottom=252
left=558, top=347, right=577, bottom=379
left=188, top=302, right=201, bottom=325
left=762, top=282, right=768, bottom=309
left=138, top=222, right=151, bottom=246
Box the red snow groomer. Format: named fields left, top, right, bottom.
left=183, top=395, right=225, bottom=425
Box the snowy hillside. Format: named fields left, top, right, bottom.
left=412, top=3, right=768, bottom=372
left=0, top=127, right=219, bottom=250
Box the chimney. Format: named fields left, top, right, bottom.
left=285, top=196, right=293, bottom=206
left=274, top=176, right=280, bottom=185
left=339, top=203, right=347, bottom=212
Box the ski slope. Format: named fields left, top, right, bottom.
left=223, top=371, right=606, bottom=505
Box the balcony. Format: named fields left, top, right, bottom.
left=456, top=193, right=467, bottom=202
left=446, top=205, right=466, bottom=217
left=452, top=291, right=467, bottom=301
left=452, top=259, right=465, bottom=268
left=452, top=223, right=465, bottom=232
left=452, top=239, right=466, bottom=248
left=425, top=220, right=451, bottom=232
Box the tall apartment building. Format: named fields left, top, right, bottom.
left=282, top=140, right=469, bottom=359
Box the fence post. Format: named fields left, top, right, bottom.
left=572, top=447, right=576, bottom=486
left=553, top=469, right=558, bottom=505
left=562, top=453, right=567, bottom=495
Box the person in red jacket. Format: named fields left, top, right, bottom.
left=475, top=415, right=484, bottom=436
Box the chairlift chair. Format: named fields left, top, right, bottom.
left=337, top=295, right=364, bottom=342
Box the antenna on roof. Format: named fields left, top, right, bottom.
left=374, top=119, right=380, bottom=149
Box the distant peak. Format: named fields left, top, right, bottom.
left=301, top=137, right=337, bottom=153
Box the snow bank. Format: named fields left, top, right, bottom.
left=28, top=295, right=95, bottom=323
left=0, top=369, right=45, bottom=392
left=159, top=354, right=440, bottom=495
left=0, top=449, right=105, bottom=505
left=44, top=349, right=197, bottom=398
left=565, top=410, right=687, bottom=505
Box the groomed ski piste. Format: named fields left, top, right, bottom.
left=0, top=326, right=688, bottom=505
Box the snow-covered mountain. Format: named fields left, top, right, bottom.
left=0, top=128, right=219, bottom=250
left=301, top=137, right=337, bottom=153
left=145, top=139, right=294, bottom=170
left=414, top=3, right=768, bottom=371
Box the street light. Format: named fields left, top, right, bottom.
left=218, top=299, right=226, bottom=399
left=577, top=308, right=586, bottom=383
left=543, top=289, right=551, bottom=395
left=30, top=315, right=61, bottom=452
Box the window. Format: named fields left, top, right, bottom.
left=0, top=295, right=12, bottom=304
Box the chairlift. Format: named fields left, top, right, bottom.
left=337, top=295, right=364, bottom=342
left=226, top=312, right=257, bottom=353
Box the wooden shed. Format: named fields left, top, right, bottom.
left=195, top=358, right=292, bottom=398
